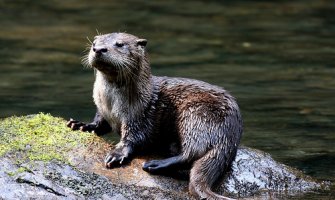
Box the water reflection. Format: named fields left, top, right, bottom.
left=0, top=0, right=334, bottom=197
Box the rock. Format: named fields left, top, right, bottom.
left=0, top=114, right=331, bottom=199
left=0, top=157, right=191, bottom=200
left=221, top=147, right=324, bottom=197
left=0, top=158, right=78, bottom=200
left=84, top=147, right=327, bottom=199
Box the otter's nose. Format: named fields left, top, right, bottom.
left=93, top=47, right=108, bottom=54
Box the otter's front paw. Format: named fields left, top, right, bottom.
left=67, top=118, right=96, bottom=132
left=104, top=148, right=131, bottom=168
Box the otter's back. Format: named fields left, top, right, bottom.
left=153, top=76, right=242, bottom=137
left=154, top=76, right=238, bottom=114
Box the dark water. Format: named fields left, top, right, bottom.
left=1, top=0, right=335, bottom=198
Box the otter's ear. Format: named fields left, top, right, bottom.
left=136, top=39, right=147, bottom=47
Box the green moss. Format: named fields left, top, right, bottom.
left=6, top=166, right=31, bottom=177
left=5, top=171, right=16, bottom=177
left=0, top=113, right=97, bottom=163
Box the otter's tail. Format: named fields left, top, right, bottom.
left=189, top=145, right=236, bottom=200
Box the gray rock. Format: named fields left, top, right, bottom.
left=220, top=147, right=323, bottom=197
left=0, top=147, right=330, bottom=200
left=0, top=157, right=191, bottom=200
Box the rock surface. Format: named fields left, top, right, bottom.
left=0, top=147, right=328, bottom=200
left=0, top=157, right=191, bottom=200
left=0, top=114, right=330, bottom=199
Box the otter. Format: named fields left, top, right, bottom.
left=67, top=32, right=242, bottom=200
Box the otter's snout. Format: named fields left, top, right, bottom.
left=93, top=46, right=108, bottom=54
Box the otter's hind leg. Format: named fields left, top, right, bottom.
left=142, top=155, right=189, bottom=174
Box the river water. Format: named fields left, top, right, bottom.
left=0, top=0, right=334, bottom=198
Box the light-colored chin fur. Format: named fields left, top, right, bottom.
left=88, top=50, right=111, bottom=71
left=88, top=50, right=138, bottom=83
left=92, top=52, right=153, bottom=130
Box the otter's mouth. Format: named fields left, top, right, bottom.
left=88, top=50, right=119, bottom=74
left=91, top=60, right=119, bottom=74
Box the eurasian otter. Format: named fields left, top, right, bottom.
left=67, top=32, right=243, bottom=200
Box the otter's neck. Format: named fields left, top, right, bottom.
left=93, top=60, right=152, bottom=121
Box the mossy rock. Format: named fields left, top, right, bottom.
left=0, top=113, right=103, bottom=163
left=0, top=113, right=331, bottom=199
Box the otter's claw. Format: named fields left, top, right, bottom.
left=104, top=153, right=128, bottom=168
left=67, top=119, right=84, bottom=130
left=104, top=148, right=130, bottom=168
left=67, top=119, right=97, bottom=133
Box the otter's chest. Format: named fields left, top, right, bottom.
left=93, top=75, right=144, bottom=126
left=92, top=77, right=124, bottom=129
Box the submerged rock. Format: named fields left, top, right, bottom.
left=0, top=114, right=330, bottom=199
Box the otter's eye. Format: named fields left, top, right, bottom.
left=115, top=42, right=124, bottom=48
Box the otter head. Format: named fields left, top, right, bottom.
left=86, top=33, right=148, bottom=81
